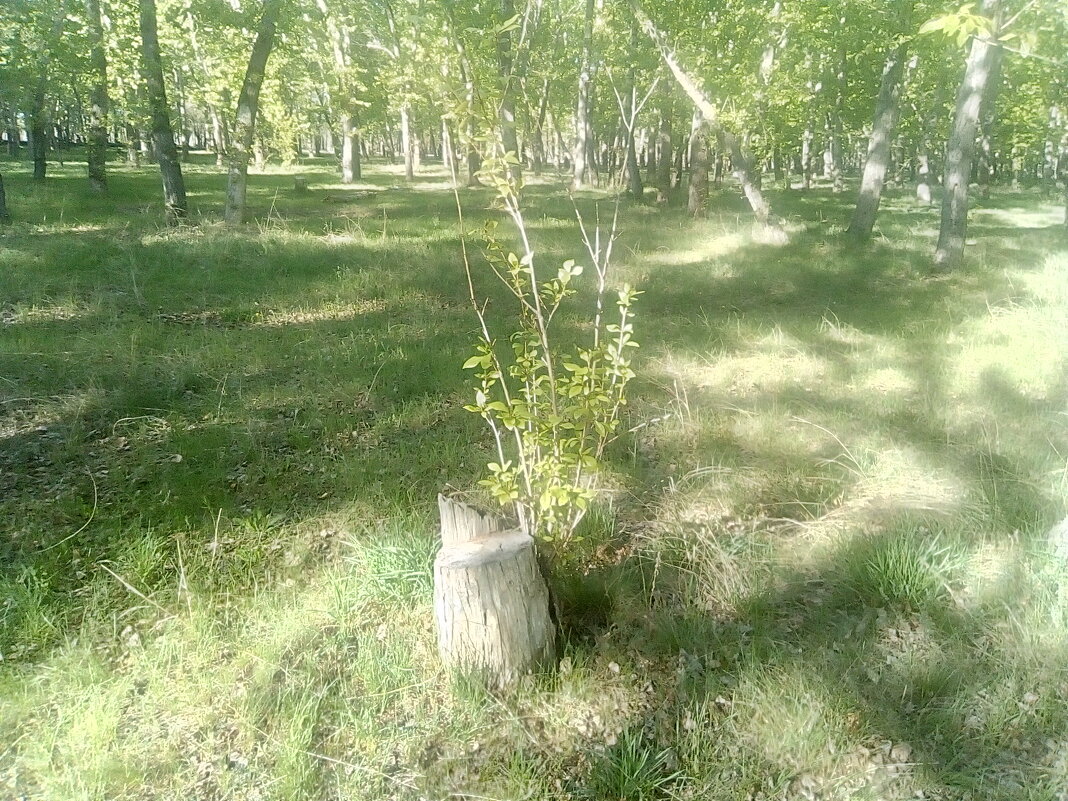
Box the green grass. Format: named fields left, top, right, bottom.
left=2, top=152, right=1067, bottom=800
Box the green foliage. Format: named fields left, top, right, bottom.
left=918, top=4, right=994, bottom=47
left=461, top=156, right=640, bottom=542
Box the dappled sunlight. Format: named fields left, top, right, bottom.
left=641, top=230, right=746, bottom=266
left=4, top=159, right=1067, bottom=800
left=973, top=205, right=1065, bottom=229
left=250, top=298, right=389, bottom=327
left=795, top=446, right=966, bottom=544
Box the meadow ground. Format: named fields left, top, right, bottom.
left=1, top=154, right=1067, bottom=801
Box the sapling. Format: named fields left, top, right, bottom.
left=456, top=153, right=640, bottom=544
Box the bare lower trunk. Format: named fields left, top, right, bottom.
left=532, top=78, right=549, bottom=174
left=85, top=0, right=109, bottom=192
left=0, top=172, right=10, bottom=222
left=340, top=112, right=356, bottom=183
left=801, top=125, right=813, bottom=189
left=622, top=36, right=643, bottom=199
left=400, top=106, right=414, bottom=180
left=933, top=0, right=1002, bottom=270
left=687, top=112, right=708, bottom=215
left=847, top=42, right=907, bottom=242
left=497, top=0, right=521, bottom=181
left=572, top=0, right=594, bottom=189
left=225, top=0, right=279, bottom=224
left=140, top=0, right=187, bottom=222
left=655, top=98, right=671, bottom=201
left=125, top=125, right=140, bottom=165
left=30, top=123, right=47, bottom=180
left=211, top=108, right=225, bottom=166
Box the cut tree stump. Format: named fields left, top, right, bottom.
left=293, top=176, right=309, bottom=193
left=433, top=494, right=556, bottom=688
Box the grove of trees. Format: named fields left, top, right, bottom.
left=1, top=0, right=1066, bottom=261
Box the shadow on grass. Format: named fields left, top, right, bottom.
left=2, top=163, right=1066, bottom=797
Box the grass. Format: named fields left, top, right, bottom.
left=2, top=151, right=1068, bottom=800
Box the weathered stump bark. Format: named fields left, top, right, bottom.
left=433, top=494, right=556, bottom=688
left=293, top=176, right=309, bottom=194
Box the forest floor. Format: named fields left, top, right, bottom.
left=1, top=154, right=1067, bottom=801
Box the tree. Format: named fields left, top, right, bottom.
left=631, top=0, right=785, bottom=241
left=571, top=0, right=594, bottom=189
left=84, top=0, right=108, bottom=192
left=847, top=41, right=909, bottom=242
left=0, top=171, right=10, bottom=222
left=496, top=0, right=521, bottom=179
left=139, top=0, right=186, bottom=221
left=224, top=0, right=281, bottom=224
left=29, top=0, right=69, bottom=181
left=932, top=0, right=1002, bottom=270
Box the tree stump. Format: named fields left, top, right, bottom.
left=293, top=176, right=309, bottom=194
left=433, top=494, right=556, bottom=688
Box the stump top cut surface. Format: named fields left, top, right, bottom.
left=434, top=529, right=534, bottom=568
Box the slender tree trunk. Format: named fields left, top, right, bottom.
left=975, top=47, right=1003, bottom=200
left=140, top=0, right=187, bottom=222
left=621, top=27, right=644, bottom=199
left=572, top=0, right=594, bottom=189
left=340, top=112, right=356, bottom=183
left=30, top=3, right=68, bottom=181
left=400, top=106, right=414, bottom=180
left=85, top=0, right=109, bottom=192
left=225, top=0, right=279, bottom=224
left=0, top=172, right=10, bottom=223
left=211, top=109, right=225, bottom=166
left=801, top=124, right=814, bottom=189
left=125, top=124, right=140, bottom=165
left=847, top=42, right=908, bottom=242
left=352, top=115, right=362, bottom=179
left=497, top=0, right=521, bottom=180
left=655, top=92, right=672, bottom=202
left=934, top=0, right=1002, bottom=270
left=632, top=0, right=784, bottom=239
left=532, top=77, right=549, bottom=174
left=687, top=112, right=708, bottom=215
left=4, top=109, right=17, bottom=156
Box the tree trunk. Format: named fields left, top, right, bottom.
left=847, top=42, right=908, bottom=242
left=4, top=110, right=17, bottom=156
left=655, top=93, right=672, bottom=202
left=30, top=3, right=69, bottom=182
left=933, top=0, right=1002, bottom=270
left=687, top=112, right=708, bottom=215
left=351, top=118, right=362, bottom=179
left=340, top=112, right=356, bottom=183
left=975, top=47, right=1003, bottom=201
left=0, top=172, right=10, bottom=223
left=497, top=0, right=521, bottom=180
left=140, top=0, right=187, bottom=222
left=622, top=28, right=644, bottom=199
left=443, top=4, right=482, bottom=186
left=532, top=77, right=549, bottom=174
left=85, top=0, right=109, bottom=192
left=572, top=0, right=594, bottom=189
left=211, top=108, right=226, bottom=166
left=125, top=124, right=140, bottom=165
left=400, top=106, right=414, bottom=180
left=434, top=495, right=556, bottom=688
left=225, top=0, right=279, bottom=224
left=632, top=0, right=784, bottom=240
